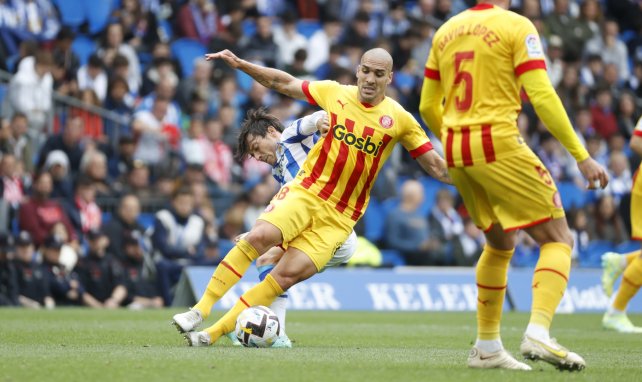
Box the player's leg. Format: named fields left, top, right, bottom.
left=601, top=251, right=640, bottom=297
left=187, top=247, right=318, bottom=346
left=521, top=217, right=585, bottom=370
left=172, top=221, right=282, bottom=332
left=256, top=247, right=291, bottom=340
left=603, top=187, right=642, bottom=333
left=449, top=167, right=530, bottom=370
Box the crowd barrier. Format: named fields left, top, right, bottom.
left=172, top=266, right=642, bottom=313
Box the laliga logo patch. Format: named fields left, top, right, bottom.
left=525, top=34, right=543, bottom=58
left=379, top=115, right=394, bottom=129
left=552, top=191, right=562, bottom=208
left=264, top=204, right=275, bottom=213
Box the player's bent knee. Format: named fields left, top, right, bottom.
left=270, top=272, right=299, bottom=291
left=245, top=225, right=282, bottom=253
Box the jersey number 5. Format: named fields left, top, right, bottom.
left=454, top=51, right=474, bottom=112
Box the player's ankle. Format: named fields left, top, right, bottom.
left=525, top=323, right=549, bottom=342
left=475, top=338, right=503, bottom=353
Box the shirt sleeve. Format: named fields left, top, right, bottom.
left=298, top=110, right=326, bottom=136
left=398, top=110, right=433, bottom=159
left=301, top=80, right=340, bottom=110
left=424, top=41, right=441, bottom=81
left=512, top=16, right=547, bottom=77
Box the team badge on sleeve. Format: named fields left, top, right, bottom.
left=525, top=34, right=543, bottom=58
left=379, top=115, right=394, bottom=129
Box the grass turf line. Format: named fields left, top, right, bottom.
left=0, top=309, right=641, bottom=382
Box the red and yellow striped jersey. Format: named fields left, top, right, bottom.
left=299, top=80, right=433, bottom=221
left=424, top=3, right=547, bottom=166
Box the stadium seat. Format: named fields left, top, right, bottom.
left=86, top=0, right=116, bottom=35
left=137, top=213, right=156, bottom=230
left=616, top=241, right=640, bottom=254
left=557, top=181, right=586, bottom=209
left=363, top=198, right=385, bottom=243
left=242, top=19, right=256, bottom=37
left=579, top=240, right=615, bottom=268
left=296, top=20, right=321, bottom=39
left=170, top=38, right=207, bottom=77
left=53, top=0, right=86, bottom=28
left=380, top=249, right=406, bottom=267
left=71, top=35, right=96, bottom=66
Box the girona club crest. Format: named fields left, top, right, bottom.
left=379, top=115, right=394, bottom=129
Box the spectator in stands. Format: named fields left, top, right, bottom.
left=616, top=91, right=639, bottom=138
left=585, top=19, right=630, bottom=81
left=589, top=194, right=628, bottom=244
left=0, top=152, right=24, bottom=210
left=606, top=150, right=633, bottom=205
left=0, top=233, right=18, bottom=306
left=75, top=229, right=127, bottom=308
left=202, top=117, right=233, bottom=190
left=13, top=231, right=53, bottom=308
left=452, top=218, right=484, bottom=266
left=177, top=0, right=219, bottom=45
left=243, top=15, right=278, bottom=68
left=544, top=0, right=592, bottom=61
left=137, top=75, right=182, bottom=127
left=305, top=14, right=342, bottom=73
left=37, top=115, right=85, bottom=175
left=13, top=0, right=60, bottom=41
left=80, top=149, right=112, bottom=197
left=341, top=11, right=374, bottom=51
left=285, top=48, right=313, bottom=79
left=98, top=22, right=142, bottom=94
left=626, top=60, right=642, bottom=99
left=568, top=208, right=590, bottom=266
left=63, top=177, right=102, bottom=240
left=591, top=86, right=619, bottom=140
left=118, top=160, right=157, bottom=204
left=72, top=89, right=105, bottom=142
left=107, top=135, right=136, bottom=183
left=273, top=11, right=307, bottom=68
left=51, top=26, right=79, bottom=93
left=19, top=171, right=76, bottom=246
left=242, top=177, right=276, bottom=231
left=428, top=189, right=464, bottom=265
left=382, top=2, right=410, bottom=38
left=120, top=233, right=163, bottom=309
left=557, top=65, right=588, bottom=117
left=41, top=234, right=94, bottom=306
left=102, top=194, right=143, bottom=262
left=44, top=150, right=72, bottom=200
left=132, top=96, right=179, bottom=169
left=1, top=113, right=33, bottom=173
left=384, top=180, right=439, bottom=266
left=7, top=51, right=53, bottom=144
left=207, top=21, right=244, bottom=78
left=77, top=54, right=108, bottom=102
left=115, top=0, right=161, bottom=51
left=546, top=35, right=564, bottom=88
left=408, top=0, right=443, bottom=28
left=176, top=57, right=214, bottom=111
left=151, top=186, right=206, bottom=305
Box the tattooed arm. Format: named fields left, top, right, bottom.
left=416, top=150, right=452, bottom=185
left=205, top=50, right=306, bottom=100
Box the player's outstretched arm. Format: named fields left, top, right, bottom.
left=416, top=150, right=452, bottom=185
left=419, top=77, right=444, bottom=140
left=520, top=69, right=609, bottom=189
left=205, top=50, right=306, bottom=101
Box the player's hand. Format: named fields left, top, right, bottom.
left=317, top=113, right=330, bottom=137
left=578, top=157, right=609, bottom=189
left=205, top=50, right=242, bottom=68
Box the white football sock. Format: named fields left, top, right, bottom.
left=475, top=339, right=503, bottom=353
left=270, top=295, right=288, bottom=334
left=525, top=323, right=550, bottom=342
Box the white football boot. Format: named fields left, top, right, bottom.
left=602, top=312, right=642, bottom=333
left=184, top=331, right=211, bottom=347
left=601, top=252, right=625, bottom=297
left=520, top=335, right=585, bottom=371
left=172, top=309, right=203, bottom=333
left=467, top=347, right=531, bottom=370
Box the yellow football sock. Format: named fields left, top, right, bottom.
left=613, top=256, right=642, bottom=311
left=193, top=239, right=259, bottom=318
left=625, top=251, right=641, bottom=266
left=204, top=274, right=284, bottom=343
left=476, top=245, right=513, bottom=340
left=529, top=242, right=571, bottom=329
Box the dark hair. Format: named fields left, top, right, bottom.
left=88, top=54, right=104, bottom=69
left=112, top=54, right=129, bottom=68
left=172, top=185, right=193, bottom=200
left=236, top=108, right=284, bottom=161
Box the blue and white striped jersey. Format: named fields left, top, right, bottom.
left=272, top=111, right=325, bottom=186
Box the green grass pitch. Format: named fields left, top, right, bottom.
left=1, top=309, right=641, bottom=382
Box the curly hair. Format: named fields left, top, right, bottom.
left=236, top=108, right=284, bottom=161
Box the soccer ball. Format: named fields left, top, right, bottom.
left=234, top=305, right=281, bottom=348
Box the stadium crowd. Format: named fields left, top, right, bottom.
left=1, top=0, right=642, bottom=307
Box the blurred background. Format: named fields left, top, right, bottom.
left=0, top=0, right=641, bottom=308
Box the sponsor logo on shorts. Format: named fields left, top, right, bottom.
left=379, top=115, right=394, bottom=129
left=553, top=191, right=562, bottom=208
